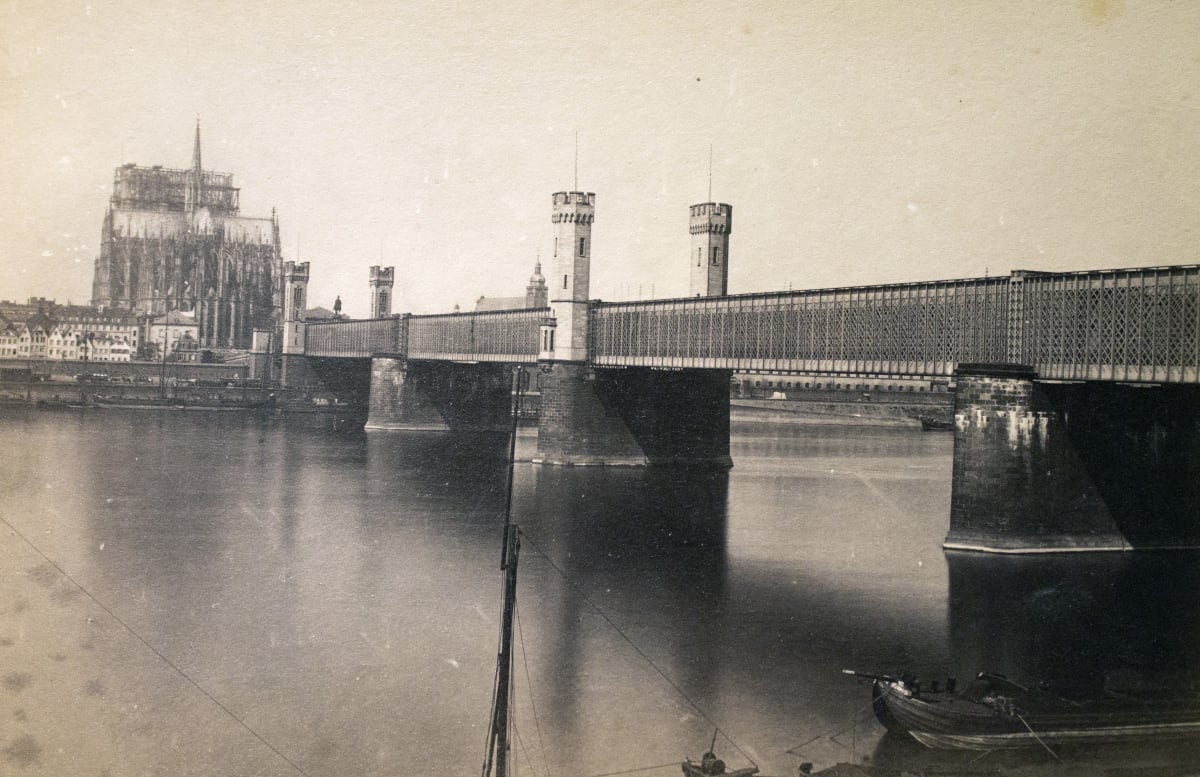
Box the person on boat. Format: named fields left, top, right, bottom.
left=699, top=751, right=725, bottom=774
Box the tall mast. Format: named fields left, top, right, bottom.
left=484, top=367, right=526, bottom=777
left=486, top=526, right=519, bottom=777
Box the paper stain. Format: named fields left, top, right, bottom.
left=1081, top=0, right=1123, bottom=25
left=2, top=734, right=42, bottom=767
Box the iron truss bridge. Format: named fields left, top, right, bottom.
left=302, top=264, right=1200, bottom=383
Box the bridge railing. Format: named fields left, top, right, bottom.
left=298, top=265, right=1200, bottom=384
left=304, top=317, right=402, bottom=357
left=406, top=308, right=546, bottom=363
left=591, top=278, right=1012, bottom=376
left=1018, top=265, right=1199, bottom=383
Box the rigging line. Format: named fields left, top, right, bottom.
left=1016, top=712, right=1059, bottom=760
left=0, top=515, right=312, bottom=777
left=515, top=600, right=551, bottom=775
left=789, top=692, right=882, bottom=754
left=967, top=748, right=997, bottom=766
left=587, top=761, right=682, bottom=777
left=515, top=528, right=757, bottom=770
left=512, top=718, right=542, bottom=777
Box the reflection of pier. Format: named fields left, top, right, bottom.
left=946, top=550, right=1200, bottom=692
left=522, top=464, right=731, bottom=760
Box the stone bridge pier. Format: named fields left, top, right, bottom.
left=362, top=357, right=733, bottom=467
left=364, top=357, right=513, bottom=432
left=534, top=363, right=732, bottom=467
left=947, top=364, right=1200, bottom=553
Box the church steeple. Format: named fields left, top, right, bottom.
left=185, top=119, right=203, bottom=213
left=525, top=257, right=548, bottom=308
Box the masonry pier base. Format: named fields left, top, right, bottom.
left=534, top=362, right=732, bottom=468
left=946, top=364, right=1200, bottom=553
left=365, top=357, right=512, bottom=432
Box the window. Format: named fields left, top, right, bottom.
left=562, top=275, right=568, bottom=290
left=579, top=237, right=585, bottom=256
left=697, top=247, right=702, bottom=267
left=711, top=247, right=720, bottom=266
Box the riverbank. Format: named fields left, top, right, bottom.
left=732, top=397, right=952, bottom=429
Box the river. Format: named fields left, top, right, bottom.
left=1, top=408, right=1198, bottom=776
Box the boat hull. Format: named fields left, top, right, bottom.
left=873, top=677, right=1200, bottom=751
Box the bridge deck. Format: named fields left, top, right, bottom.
left=301, top=265, right=1200, bottom=383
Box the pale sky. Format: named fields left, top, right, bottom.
left=2, top=1, right=1198, bottom=316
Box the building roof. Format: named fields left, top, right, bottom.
left=304, top=306, right=338, bottom=320
left=0, top=299, right=137, bottom=325
left=152, top=310, right=199, bottom=327
left=475, top=295, right=527, bottom=312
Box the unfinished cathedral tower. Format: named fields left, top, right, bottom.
left=688, top=202, right=732, bottom=297
left=91, top=121, right=281, bottom=348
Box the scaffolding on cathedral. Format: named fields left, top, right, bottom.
left=91, top=122, right=281, bottom=350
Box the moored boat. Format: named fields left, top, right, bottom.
left=682, top=731, right=759, bottom=777
left=681, top=755, right=759, bottom=777
left=847, top=669, right=1200, bottom=750
left=36, top=398, right=99, bottom=410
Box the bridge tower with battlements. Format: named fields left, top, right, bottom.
left=689, top=203, right=732, bottom=297
left=535, top=190, right=732, bottom=466
left=548, top=191, right=595, bottom=362
left=279, top=260, right=311, bottom=385
left=282, top=261, right=309, bottom=323
left=369, top=266, right=394, bottom=318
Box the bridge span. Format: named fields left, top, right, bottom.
left=279, top=262, right=1200, bottom=555
left=302, top=264, right=1199, bottom=383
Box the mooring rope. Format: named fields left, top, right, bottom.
left=1, top=516, right=313, bottom=777
left=515, top=600, right=551, bottom=776
left=1016, top=712, right=1059, bottom=759
left=586, top=761, right=683, bottom=777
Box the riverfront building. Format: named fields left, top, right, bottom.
left=474, top=259, right=549, bottom=312
left=91, top=123, right=281, bottom=349
left=0, top=300, right=139, bottom=362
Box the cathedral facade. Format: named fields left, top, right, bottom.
left=91, top=124, right=280, bottom=349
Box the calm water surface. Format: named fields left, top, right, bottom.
left=2, top=409, right=1198, bottom=776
